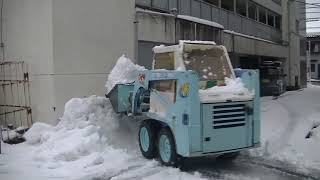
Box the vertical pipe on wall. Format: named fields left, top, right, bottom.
left=246, top=0, right=249, bottom=17
left=134, top=12, right=139, bottom=64
left=256, top=5, right=259, bottom=22
left=0, top=0, right=4, bottom=61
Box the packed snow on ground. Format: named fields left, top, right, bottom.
left=105, top=55, right=145, bottom=94
left=250, top=84, right=320, bottom=172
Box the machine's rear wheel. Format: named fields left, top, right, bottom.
left=138, top=121, right=156, bottom=159
left=157, top=128, right=178, bottom=166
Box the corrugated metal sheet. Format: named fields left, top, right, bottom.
left=307, top=32, right=320, bottom=38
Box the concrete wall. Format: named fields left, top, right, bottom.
left=51, top=0, right=136, bottom=121
left=2, top=0, right=56, bottom=124
left=223, top=32, right=288, bottom=58
left=137, top=12, right=176, bottom=44
left=2, top=0, right=135, bottom=124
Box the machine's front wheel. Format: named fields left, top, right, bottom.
left=138, top=121, right=156, bottom=159
left=157, top=128, right=178, bottom=166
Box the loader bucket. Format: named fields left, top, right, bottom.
left=106, top=84, right=134, bottom=113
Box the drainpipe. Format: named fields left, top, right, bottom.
left=134, top=12, right=139, bottom=64
left=0, top=0, right=4, bottom=61
left=287, top=0, right=294, bottom=87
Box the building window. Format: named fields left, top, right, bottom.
left=180, top=20, right=195, bottom=41
left=311, top=42, right=320, bottom=53
left=311, top=64, right=315, bottom=72
left=178, top=20, right=220, bottom=43
left=221, top=0, right=234, bottom=11
left=248, top=2, right=257, bottom=20
left=314, top=43, right=319, bottom=53
left=300, top=39, right=306, bottom=56
left=268, top=13, right=275, bottom=27
left=296, top=20, right=300, bottom=33
left=258, top=6, right=267, bottom=24
left=204, top=0, right=218, bottom=6
left=236, top=0, right=247, bottom=16
left=197, top=24, right=214, bottom=41
left=275, top=15, right=281, bottom=29
left=196, top=24, right=219, bottom=42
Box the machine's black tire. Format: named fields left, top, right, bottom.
left=138, top=121, right=156, bottom=159
left=157, top=128, right=178, bottom=167
left=218, top=152, right=240, bottom=161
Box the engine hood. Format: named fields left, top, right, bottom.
left=199, top=91, right=254, bottom=103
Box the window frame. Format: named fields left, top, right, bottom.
left=311, top=64, right=315, bottom=72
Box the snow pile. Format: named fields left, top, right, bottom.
left=199, top=77, right=252, bottom=102
left=105, top=55, right=145, bottom=94
left=1, top=96, right=206, bottom=180
left=20, top=96, right=134, bottom=178
left=250, top=86, right=320, bottom=172
left=24, top=123, right=53, bottom=145
left=313, top=126, right=320, bottom=140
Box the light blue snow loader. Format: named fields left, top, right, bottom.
left=107, top=41, right=260, bottom=166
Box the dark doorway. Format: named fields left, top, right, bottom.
left=239, top=56, right=259, bottom=69
left=318, top=64, right=320, bottom=79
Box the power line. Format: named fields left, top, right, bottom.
left=306, top=19, right=320, bottom=23
left=305, top=11, right=320, bottom=13
left=307, top=26, right=320, bottom=29
left=296, top=1, right=320, bottom=8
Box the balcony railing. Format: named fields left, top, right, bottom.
left=136, top=0, right=282, bottom=43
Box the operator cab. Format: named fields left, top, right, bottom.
left=152, top=41, right=253, bottom=103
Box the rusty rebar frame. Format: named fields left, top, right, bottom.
left=0, top=60, right=32, bottom=143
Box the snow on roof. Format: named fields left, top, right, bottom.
left=136, top=8, right=175, bottom=18
left=177, top=15, right=224, bottom=29
left=153, top=40, right=217, bottom=54
left=179, top=40, right=216, bottom=45
left=224, top=30, right=277, bottom=44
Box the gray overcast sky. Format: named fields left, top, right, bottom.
left=306, top=0, right=320, bottom=32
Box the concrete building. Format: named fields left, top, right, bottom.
left=0, top=0, right=307, bottom=125
left=307, top=32, right=320, bottom=80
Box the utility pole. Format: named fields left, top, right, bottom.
left=0, top=127, right=2, bottom=154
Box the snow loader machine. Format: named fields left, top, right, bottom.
left=107, top=41, right=260, bottom=166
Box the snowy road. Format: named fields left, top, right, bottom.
left=0, top=150, right=312, bottom=180
left=184, top=157, right=309, bottom=180
left=1, top=85, right=320, bottom=180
